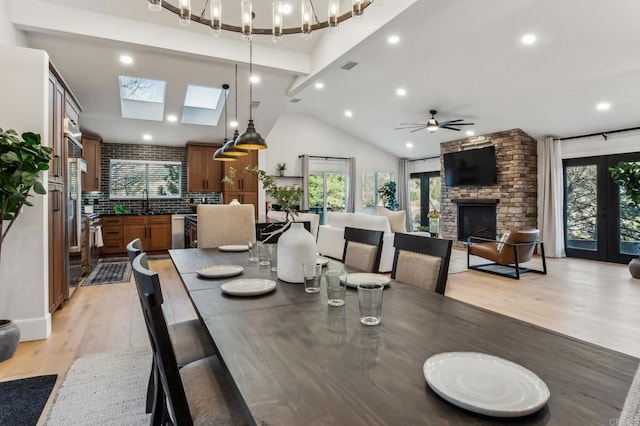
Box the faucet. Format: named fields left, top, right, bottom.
left=142, top=188, right=150, bottom=214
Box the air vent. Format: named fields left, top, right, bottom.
left=251, top=101, right=260, bottom=108
left=289, top=98, right=302, bottom=103
left=341, top=61, right=359, bottom=70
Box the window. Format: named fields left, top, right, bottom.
left=361, top=171, right=392, bottom=208
left=109, top=159, right=181, bottom=199
left=410, top=172, right=441, bottom=233
left=119, top=76, right=167, bottom=121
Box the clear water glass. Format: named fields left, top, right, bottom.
left=269, top=244, right=278, bottom=272
left=357, top=283, right=384, bottom=325
left=248, top=241, right=258, bottom=262
left=303, top=261, right=321, bottom=294
left=325, top=269, right=346, bottom=306
left=258, top=241, right=271, bottom=266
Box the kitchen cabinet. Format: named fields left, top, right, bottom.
left=123, top=215, right=172, bottom=252
left=82, top=135, right=101, bottom=192
left=101, top=216, right=124, bottom=255
left=222, top=150, right=258, bottom=217
left=187, top=144, right=222, bottom=192
left=48, top=182, right=65, bottom=313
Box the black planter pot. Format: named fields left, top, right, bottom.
left=629, top=258, right=640, bottom=279
left=0, top=319, right=20, bottom=362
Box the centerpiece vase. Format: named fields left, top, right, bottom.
left=629, top=257, right=640, bottom=279
left=277, top=222, right=316, bottom=283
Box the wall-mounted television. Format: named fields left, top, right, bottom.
left=444, top=145, right=497, bottom=186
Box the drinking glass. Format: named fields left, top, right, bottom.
left=269, top=244, right=278, bottom=272
left=357, top=283, right=384, bottom=325
left=258, top=241, right=271, bottom=266
left=248, top=241, right=258, bottom=262
left=303, top=261, right=321, bottom=294
left=325, top=270, right=346, bottom=306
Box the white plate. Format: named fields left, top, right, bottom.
left=218, top=245, right=250, bottom=252
left=221, top=279, right=277, bottom=296
left=423, top=352, right=550, bottom=417
left=196, top=265, right=243, bottom=279
left=316, top=256, right=330, bottom=266
left=341, top=273, right=391, bottom=288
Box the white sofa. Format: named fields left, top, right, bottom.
left=316, top=211, right=400, bottom=272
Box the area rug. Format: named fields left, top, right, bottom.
left=45, top=349, right=152, bottom=425
left=0, top=374, right=57, bottom=426
left=83, top=259, right=132, bottom=286
left=448, top=249, right=469, bottom=274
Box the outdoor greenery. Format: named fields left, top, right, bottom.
left=309, top=173, right=346, bottom=211
left=110, top=160, right=180, bottom=198
left=0, top=128, right=52, bottom=263
left=610, top=161, right=640, bottom=255
left=378, top=181, right=399, bottom=211
left=245, top=166, right=303, bottom=219
left=362, top=171, right=391, bottom=208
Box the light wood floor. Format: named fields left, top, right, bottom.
left=1, top=253, right=639, bottom=424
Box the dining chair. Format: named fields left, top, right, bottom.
left=342, top=227, right=384, bottom=273
left=391, top=233, right=453, bottom=295
left=197, top=204, right=256, bottom=248
left=131, top=253, right=246, bottom=426
left=466, top=228, right=547, bottom=279
left=126, top=239, right=216, bottom=415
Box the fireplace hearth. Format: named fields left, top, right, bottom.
left=457, top=202, right=497, bottom=241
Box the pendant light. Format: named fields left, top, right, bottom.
left=213, top=84, right=237, bottom=162
left=234, top=40, right=267, bottom=150
left=222, top=65, right=250, bottom=157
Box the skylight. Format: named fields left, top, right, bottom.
left=181, top=84, right=226, bottom=126
left=119, top=76, right=166, bottom=121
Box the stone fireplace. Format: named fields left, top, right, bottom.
left=439, top=129, right=537, bottom=246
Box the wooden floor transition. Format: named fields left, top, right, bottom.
left=0, top=252, right=639, bottom=424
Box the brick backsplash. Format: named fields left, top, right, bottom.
left=82, top=142, right=222, bottom=215
left=439, top=129, right=538, bottom=247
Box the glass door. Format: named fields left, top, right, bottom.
left=410, top=172, right=441, bottom=234
left=563, top=153, right=640, bottom=263
left=309, top=173, right=347, bottom=225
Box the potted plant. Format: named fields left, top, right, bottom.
left=609, top=161, right=640, bottom=278
left=378, top=181, right=399, bottom=211
left=276, top=163, right=286, bottom=177
left=0, top=128, right=52, bottom=361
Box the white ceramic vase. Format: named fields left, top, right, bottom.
left=277, top=222, right=316, bottom=283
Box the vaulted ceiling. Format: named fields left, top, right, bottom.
left=11, top=0, right=640, bottom=158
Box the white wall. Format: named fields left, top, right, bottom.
left=561, top=131, right=640, bottom=159
left=261, top=112, right=399, bottom=216
left=0, top=1, right=28, bottom=47
left=409, top=157, right=441, bottom=174
left=0, top=46, right=51, bottom=340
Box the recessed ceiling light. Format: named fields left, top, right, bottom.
left=250, top=74, right=260, bottom=84
left=143, top=134, right=152, bottom=141
left=396, top=88, right=407, bottom=96
left=167, top=114, right=177, bottom=123
left=315, top=82, right=325, bottom=89
left=388, top=35, right=400, bottom=44
left=344, top=110, right=353, bottom=118
left=406, top=142, right=413, bottom=148
left=119, top=55, right=133, bottom=65
left=466, top=130, right=475, bottom=136
left=281, top=3, right=292, bottom=14
left=596, top=102, right=611, bottom=111
left=230, top=120, right=238, bottom=128
left=521, top=34, right=537, bottom=45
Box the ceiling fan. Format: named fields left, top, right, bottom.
left=395, top=109, right=474, bottom=133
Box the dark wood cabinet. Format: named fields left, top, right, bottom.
left=101, top=216, right=124, bottom=255
left=223, top=150, right=258, bottom=217
left=48, top=182, right=65, bottom=313
left=123, top=215, right=172, bottom=252
left=82, top=136, right=101, bottom=192
left=48, top=72, right=64, bottom=184
left=187, top=144, right=222, bottom=192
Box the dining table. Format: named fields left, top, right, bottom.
left=169, top=247, right=638, bottom=425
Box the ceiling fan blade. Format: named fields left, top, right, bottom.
left=399, top=123, right=427, bottom=126
left=394, top=125, right=427, bottom=130
left=440, top=119, right=464, bottom=125
left=449, top=122, right=474, bottom=126
left=440, top=126, right=461, bottom=131
left=410, top=127, right=427, bottom=133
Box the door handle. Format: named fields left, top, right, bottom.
left=95, top=177, right=98, bottom=187
left=202, top=179, right=206, bottom=189
left=54, top=155, right=60, bottom=177
left=148, top=227, right=151, bottom=239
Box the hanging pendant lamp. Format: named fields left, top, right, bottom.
left=234, top=40, right=267, bottom=150
left=222, top=65, right=250, bottom=157
left=213, top=84, right=238, bottom=162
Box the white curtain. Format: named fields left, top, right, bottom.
left=537, top=137, right=566, bottom=257
left=301, top=154, right=310, bottom=211
left=347, top=157, right=356, bottom=212
left=397, top=159, right=413, bottom=231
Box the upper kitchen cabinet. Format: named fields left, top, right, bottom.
left=82, top=135, right=102, bottom=192
left=187, top=144, right=222, bottom=192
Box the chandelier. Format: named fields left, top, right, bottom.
left=148, top=0, right=375, bottom=41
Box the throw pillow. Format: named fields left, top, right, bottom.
left=376, top=207, right=407, bottom=233
left=496, top=232, right=511, bottom=252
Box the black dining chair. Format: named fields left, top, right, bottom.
left=131, top=253, right=246, bottom=425
left=342, top=227, right=384, bottom=273
left=126, top=239, right=215, bottom=415
left=391, top=233, right=453, bottom=295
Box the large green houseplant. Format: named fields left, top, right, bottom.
left=0, top=127, right=52, bottom=361
left=378, top=181, right=399, bottom=211
left=609, top=161, right=640, bottom=278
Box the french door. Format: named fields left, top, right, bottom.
left=309, top=172, right=347, bottom=225
left=409, top=172, right=441, bottom=233
left=563, top=152, right=640, bottom=263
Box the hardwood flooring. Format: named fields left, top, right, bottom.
left=0, top=253, right=638, bottom=424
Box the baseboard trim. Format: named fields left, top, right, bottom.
left=14, top=313, right=52, bottom=341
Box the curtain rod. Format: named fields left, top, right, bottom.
left=557, top=126, right=640, bottom=141
left=409, top=155, right=440, bottom=162
left=298, top=155, right=350, bottom=160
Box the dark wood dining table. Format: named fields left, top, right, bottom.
left=169, top=247, right=638, bottom=425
